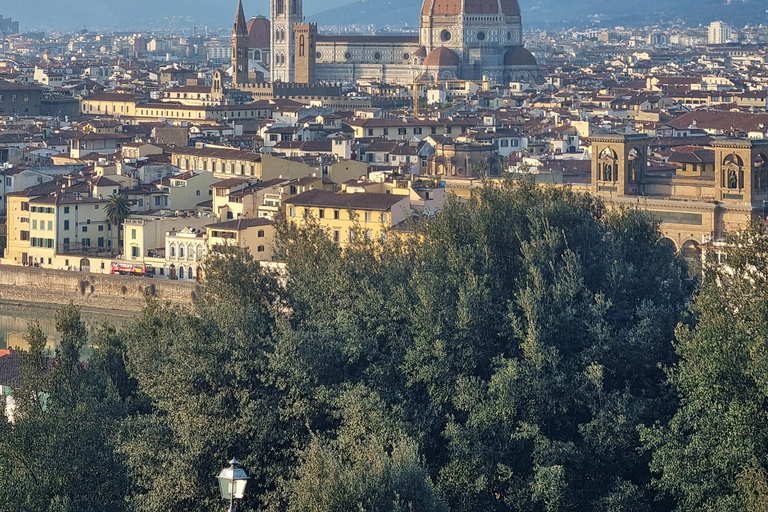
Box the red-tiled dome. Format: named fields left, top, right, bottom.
left=421, top=0, right=520, bottom=16
left=424, top=46, right=459, bottom=67
left=246, top=16, right=270, bottom=48
left=413, top=46, right=427, bottom=58
left=504, top=46, right=537, bottom=66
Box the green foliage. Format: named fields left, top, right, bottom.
left=642, top=223, right=768, bottom=512
left=1, top=181, right=706, bottom=512
left=104, top=193, right=132, bottom=228
left=119, top=246, right=290, bottom=512
left=0, top=303, right=130, bottom=512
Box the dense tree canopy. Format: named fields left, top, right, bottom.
left=8, top=179, right=767, bottom=512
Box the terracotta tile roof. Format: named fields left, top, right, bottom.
left=284, top=189, right=406, bottom=210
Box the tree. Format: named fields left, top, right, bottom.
left=641, top=223, right=768, bottom=511
left=271, top=179, right=692, bottom=511
left=119, top=247, right=291, bottom=512
left=0, top=304, right=130, bottom=512
left=286, top=385, right=447, bottom=512
left=104, top=193, right=131, bottom=249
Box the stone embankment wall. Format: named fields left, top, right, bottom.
left=0, top=265, right=199, bottom=312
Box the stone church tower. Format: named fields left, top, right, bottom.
left=271, top=0, right=303, bottom=82
left=232, top=0, right=250, bottom=86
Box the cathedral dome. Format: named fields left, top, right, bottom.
left=413, top=46, right=428, bottom=58
left=246, top=15, right=270, bottom=49
left=421, top=0, right=521, bottom=16
left=424, top=47, right=459, bottom=67
left=504, top=46, right=537, bottom=66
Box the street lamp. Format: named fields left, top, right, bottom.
left=217, top=458, right=250, bottom=512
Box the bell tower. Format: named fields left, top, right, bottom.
left=590, top=134, right=650, bottom=197
left=232, top=0, right=249, bottom=87
left=271, top=0, right=302, bottom=82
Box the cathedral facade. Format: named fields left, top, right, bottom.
left=232, top=0, right=542, bottom=87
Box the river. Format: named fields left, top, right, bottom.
left=0, top=302, right=137, bottom=355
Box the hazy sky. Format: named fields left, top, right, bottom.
left=1, top=0, right=358, bottom=31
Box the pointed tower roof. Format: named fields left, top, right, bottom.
left=233, top=0, right=248, bottom=37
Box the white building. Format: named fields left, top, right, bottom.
left=708, top=21, right=733, bottom=45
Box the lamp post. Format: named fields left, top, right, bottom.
left=217, top=458, right=250, bottom=512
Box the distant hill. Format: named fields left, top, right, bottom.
left=311, top=0, right=768, bottom=30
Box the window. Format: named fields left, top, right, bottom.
left=47, top=221, right=52, bottom=231
left=414, top=127, right=422, bottom=135
left=94, top=205, right=99, bottom=210
left=257, top=245, right=265, bottom=253
left=398, top=128, right=407, bottom=135
left=196, top=190, right=201, bottom=196
left=333, top=229, right=340, bottom=243
left=500, top=139, right=509, bottom=147
left=63, top=237, right=69, bottom=245
left=4, top=177, right=10, bottom=187
left=188, top=267, right=193, bottom=279
left=380, top=213, right=388, bottom=223
left=82, top=226, right=88, bottom=233
left=64, top=206, right=70, bottom=214
left=368, top=129, right=374, bottom=137
left=131, top=246, right=140, bottom=257
left=334, top=210, right=340, bottom=220
left=32, top=219, right=37, bottom=229
left=98, top=225, right=104, bottom=231
left=131, top=229, right=136, bottom=240
left=383, top=128, right=389, bottom=136
left=179, top=246, right=185, bottom=258
left=364, top=212, right=371, bottom=222
left=319, top=209, right=325, bottom=219
left=257, top=230, right=265, bottom=238
left=170, top=246, right=175, bottom=257
left=289, top=207, right=296, bottom=217
left=155, top=196, right=161, bottom=206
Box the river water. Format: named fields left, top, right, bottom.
left=0, top=302, right=136, bottom=354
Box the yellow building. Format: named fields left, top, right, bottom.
left=205, top=218, right=275, bottom=261
left=284, top=189, right=411, bottom=246
left=4, top=187, right=117, bottom=268
left=80, top=92, right=143, bottom=117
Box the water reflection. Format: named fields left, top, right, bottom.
left=0, top=303, right=135, bottom=356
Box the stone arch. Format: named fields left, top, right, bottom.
left=723, top=153, right=744, bottom=167
left=599, top=148, right=618, bottom=160
left=179, top=265, right=185, bottom=280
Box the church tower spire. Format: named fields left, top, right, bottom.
left=232, top=0, right=249, bottom=86
left=271, top=0, right=302, bottom=82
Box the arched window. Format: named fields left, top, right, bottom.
left=179, top=266, right=184, bottom=279
left=276, top=0, right=284, bottom=15
left=188, top=267, right=193, bottom=279
left=179, top=246, right=185, bottom=258
left=170, top=245, right=175, bottom=257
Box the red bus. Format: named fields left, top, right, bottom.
left=110, top=262, right=155, bottom=277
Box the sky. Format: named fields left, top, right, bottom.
left=1, top=0, right=357, bottom=32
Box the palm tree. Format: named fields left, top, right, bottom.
left=104, top=193, right=131, bottom=251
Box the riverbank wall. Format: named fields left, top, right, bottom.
left=0, top=264, right=199, bottom=312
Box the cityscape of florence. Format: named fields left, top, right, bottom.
left=1, top=0, right=768, bottom=510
